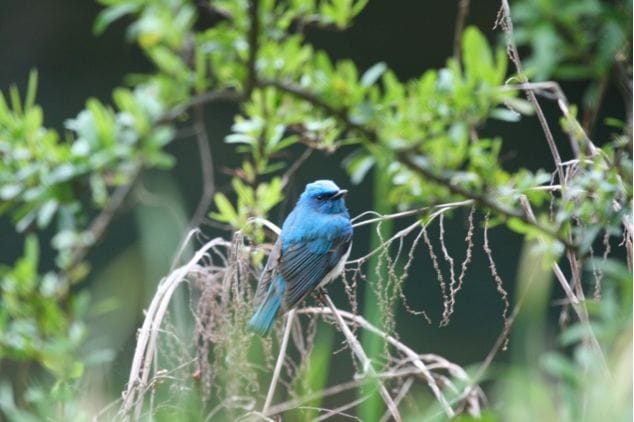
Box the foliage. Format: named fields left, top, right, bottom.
left=512, top=0, right=633, bottom=122
left=0, top=0, right=631, bottom=420
left=512, top=0, right=632, bottom=81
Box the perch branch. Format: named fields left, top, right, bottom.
left=260, top=78, right=574, bottom=250
left=262, top=309, right=296, bottom=414
left=299, top=306, right=460, bottom=418
left=319, top=293, right=402, bottom=421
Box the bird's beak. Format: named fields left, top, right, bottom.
left=332, top=189, right=348, bottom=199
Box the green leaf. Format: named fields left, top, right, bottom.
left=0, top=184, right=22, bottom=201
left=93, top=4, right=138, bottom=35
left=36, top=199, right=58, bottom=229
left=344, top=151, right=375, bottom=184
left=24, top=69, right=38, bottom=111
left=462, top=26, right=494, bottom=82
left=361, top=62, right=387, bottom=87
left=490, top=107, right=521, bottom=122
left=211, top=193, right=238, bottom=225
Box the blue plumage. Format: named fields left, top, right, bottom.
left=248, top=180, right=353, bottom=335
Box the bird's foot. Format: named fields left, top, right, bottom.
left=315, top=288, right=328, bottom=306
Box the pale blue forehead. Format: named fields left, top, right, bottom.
left=304, top=179, right=340, bottom=194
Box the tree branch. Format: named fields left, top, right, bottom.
left=67, top=164, right=141, bottom=272
left=186, top=104, right=216, bottom=232
left=453, top=0, right=470, bottom=64
left=258, top=78, right=575, bottom=251
left=320, top=293, right=402, bottom=422
left=497, top=0, right=566, bottom=183
left=262, top=309, right=295, bottom=414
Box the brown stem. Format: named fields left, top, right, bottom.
left=453, top=0, right=470, bottom=65
left=187, top=104, right=216, bottom=231
left=259, top=78, right=575, bottom=250
left=67, top=164, right=141, bottom=272
left=497, top=0, right=566, bottom=183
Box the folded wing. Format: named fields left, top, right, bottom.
left=280, top=232, right=352, bottom=310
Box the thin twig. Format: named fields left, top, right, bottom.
left=260, top=78, right=575, bottom=250
left=119, top=234, right=228, bottom=419
left=262, top=309, right=296, bottom=413
left=186, top=104, right=216, bottom=232
left=68, top=164, right=141, bottom=271
left=319, top=294, right=402, bottom=422
left=497, top=0, right=566, bottom=182
left=352, top=200, right=473, bottom=227
left=483, top=214, right=510, bottom=335
left=300, top=306, right=458, bottom=418
left=313, top=394, right=371, bottom=421
left=379, top=378, right=414, bottom=422
left=159, top=89, right=243, bottom=123
left=397, top=152, right=574, bottom=250
left=518, top=195, right=610, bottom=375
left=281, top=148, right=313, bottom=188
left=453, top=0, right=471, bottom=64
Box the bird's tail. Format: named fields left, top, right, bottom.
left=248, top=276, right=285, bottom=336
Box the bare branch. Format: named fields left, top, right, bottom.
left=299, top=306, right=465, bottom=418
left=67, top=164, right=141, bottom=271
left=497, top=0, right=566, bottom=181
left=262, top=309, right=296, bottom=413
left=119, top=234, right=230, bottom=419
left=319, top=293, right=402, bottom=422
left=438, top=214, right=457, bottom=326
left=453, top=0, right=470, bottom=64
left=187, top=103, right=216, bottom=232
left=483, top=214, right=510, bottom=340
left=518, top=195, right=610, bottom=375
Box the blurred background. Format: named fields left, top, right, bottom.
left=0, top=0, right=630, bottom=419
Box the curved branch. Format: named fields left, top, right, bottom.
left=256, top=78, right=575, bottom=251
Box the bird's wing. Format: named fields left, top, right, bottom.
left=280, top=232, right=352, bottom=310
left=252, top=238, right=283, bottom=309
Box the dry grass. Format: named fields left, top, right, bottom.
left=105, top=202, right=497, bottom=421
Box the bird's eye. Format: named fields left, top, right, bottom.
left=316, top=195, right=324, bottom=201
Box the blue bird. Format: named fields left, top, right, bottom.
left=248, top=180, right=353, bottom=335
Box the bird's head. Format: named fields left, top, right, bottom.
left=298, top=180, right=349, bottom=215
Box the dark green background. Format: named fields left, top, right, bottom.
left=0, top=0, right=626, bottom=403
